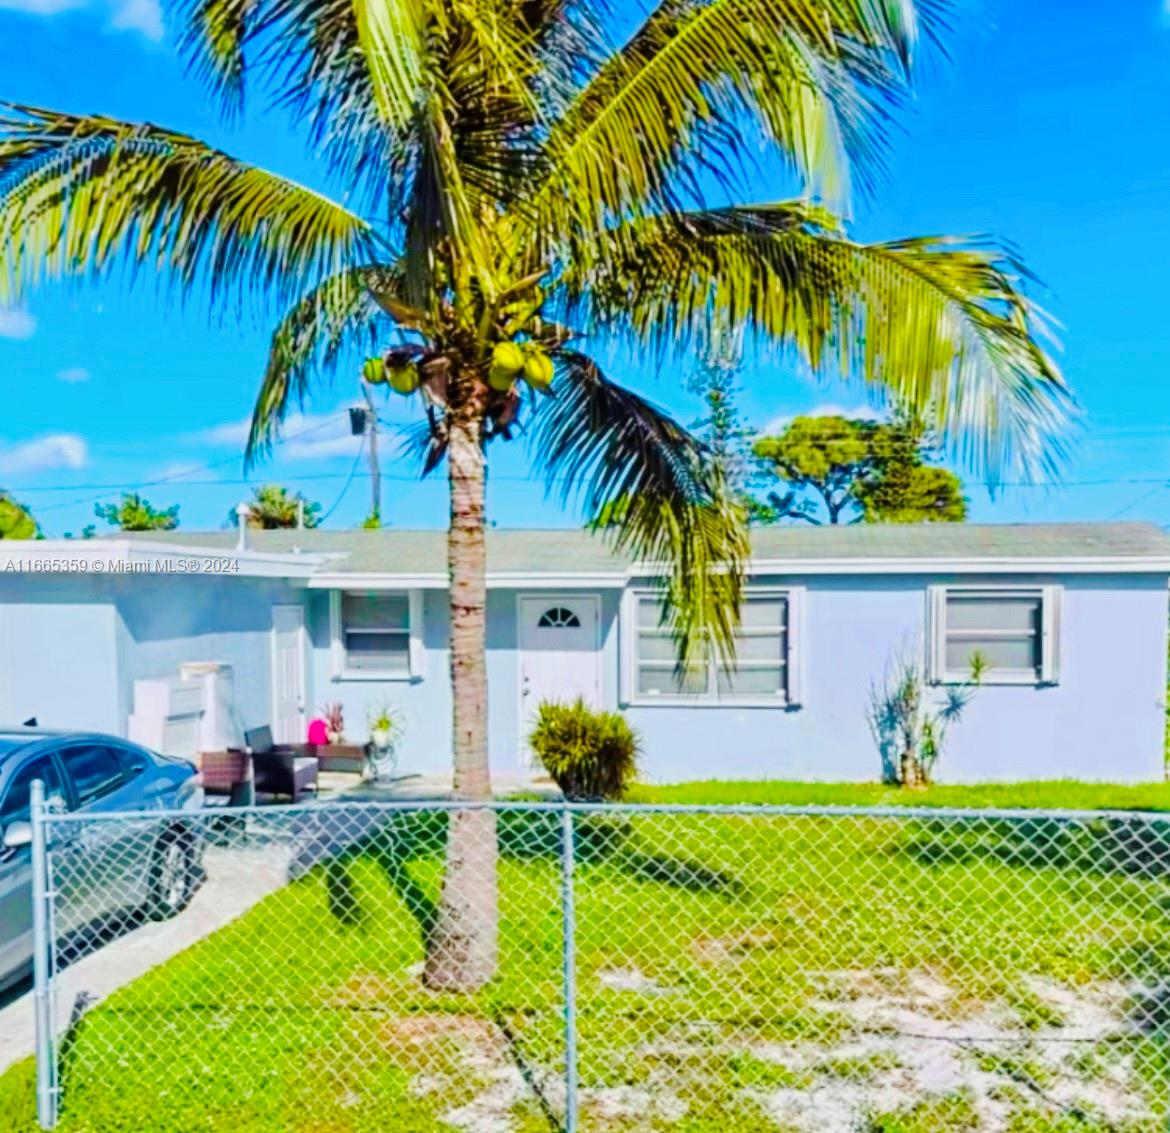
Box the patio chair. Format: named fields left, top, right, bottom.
left=245, top=725, right=319, bottom=803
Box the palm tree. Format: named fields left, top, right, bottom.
left=0, top=0, right=1070, bottom=990
left=233, top=484, right=321, bottom=529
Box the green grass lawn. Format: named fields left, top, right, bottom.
left=630, top=779, right=1170, bottom=811
left=1, top=783, right=1168, bottom=1133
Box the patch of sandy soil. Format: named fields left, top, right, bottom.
left=374, top=966, right=1158, bottom=1132
left=752, top=970, right=1156, bottom=1132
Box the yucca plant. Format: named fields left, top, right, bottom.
left=0, top=1, right=1071, bottom=989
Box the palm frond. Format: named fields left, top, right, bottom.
left=532, top=349, right=750, bottom=667
left=175, top=0, right=540, bottom=210
left=0, top=104, right=375, bottom=314
left=518, top=0, right=926, bottom=266
left=246, top=263, right=401, bottom=464
left=563, top=203, right=1073, bottom=483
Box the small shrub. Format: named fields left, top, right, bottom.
left=529, top=698, right=640, bottom=800
left=867, top=649, right=984, bottom=788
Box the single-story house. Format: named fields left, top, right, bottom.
left=0, top=522, right=1166, bottom=783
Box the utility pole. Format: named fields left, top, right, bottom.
left=361, top=381, right=382, bottom=526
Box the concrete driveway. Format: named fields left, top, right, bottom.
left=0, top=844, right=287, bottom=1075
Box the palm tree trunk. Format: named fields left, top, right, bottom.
left=423, top=384, right=499, bottom=991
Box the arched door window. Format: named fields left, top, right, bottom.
left=538, top=606, right=581, bottom=629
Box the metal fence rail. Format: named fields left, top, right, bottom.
left=26, top=795, right=1170, bottom=1132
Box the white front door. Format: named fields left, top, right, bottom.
left=271, top=605, right=306, bottom=744
left=518, top=595, right=602, bottom=753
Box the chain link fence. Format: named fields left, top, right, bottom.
left=24, top=792, right=1170, bottom=1132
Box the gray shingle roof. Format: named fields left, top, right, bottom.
left=120, top=523, right=1170, bottom=575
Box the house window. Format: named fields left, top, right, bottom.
left=330, top=591, right=423, bottom=680
left=538, top=607, right=581, bottom=629
left=628, top=589, right=802, bottom=705
left=929, top=586, right=1060, bottom=685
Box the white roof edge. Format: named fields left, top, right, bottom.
left=310, top=556, right=1170, bottom=588
left=4, top=541, right=1167, bottom=584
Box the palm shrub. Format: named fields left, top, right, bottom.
left=530, top=699, right=640, bottom=801
left=0, top=0, right=1072, bottom=989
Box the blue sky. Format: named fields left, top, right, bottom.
left=1, top=0, right=1169, bottom=535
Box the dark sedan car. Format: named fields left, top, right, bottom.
left=0, top=730, right=204, bottom=991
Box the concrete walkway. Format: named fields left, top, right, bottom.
left=0, top=844, right=287, bottom=1075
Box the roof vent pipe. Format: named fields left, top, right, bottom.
left=235, top=503, right=251, bottom=551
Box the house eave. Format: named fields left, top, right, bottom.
left=306, top=556, right=1170, bottom=589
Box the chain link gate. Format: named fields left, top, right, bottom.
left=25, top=790, right=1170, bottom=1132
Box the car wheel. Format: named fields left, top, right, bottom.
left=146, top=833, right=194, bottom=920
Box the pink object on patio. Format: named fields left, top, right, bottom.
left=307, top=718, right=329, bottom=745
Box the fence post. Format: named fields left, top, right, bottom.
left=560, top=806, right=578, bottom=1133
left=30, top=779, right=58, bottom=1129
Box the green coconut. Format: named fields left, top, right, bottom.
left=522, top=348, right=554, bottom=391
left=491, top=341, right=524, bottom=374
left=387, top=363, right=420, bottom=395
left=361, top=357, right=385, bottom=385
left=487, top=364, right=516, bottom=392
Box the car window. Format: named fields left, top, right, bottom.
left=60, top=745, right=124, bottom=807
left=117, top=747, right=149, bottom=778
left=0, top=756, right=64, bottom=826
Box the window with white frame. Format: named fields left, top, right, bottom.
left=628, top=589, right=801, bottom=704
left=929, top=585, right=1060, bottom=685
left=331, top=591, right=423, bottom=679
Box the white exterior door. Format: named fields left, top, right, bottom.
left=271, top=605, right=306, bottom=744
left=518, top=595, right=602, bottom=751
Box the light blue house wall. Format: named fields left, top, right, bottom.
left=0, top=574, right=122, bottom=733
left=0, top=532, right=1165, bottom=784
left=620, top=573, right=1167, bottom=783
left=304, top=574, right=1165, bottom=783
left=113, top=575, right=305, bottom=736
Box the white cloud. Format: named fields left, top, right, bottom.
left=56, top=367, right=90, bottom=383
left=760, top=402, right=884, bottom=435
left=0, top=433, right=88, bottom=474
left=149, top=460, right=209, bottom=482
left=196, top=407, right=369, bottom=462
left=0, top=0, right=161, bottom=37
left=0, top=309, right=36, bottom=341
left=107, top=0, right=161, bottom=38
left=285, top=433, right=368, bottom=461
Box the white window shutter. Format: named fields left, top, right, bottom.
left=328, top=590, right=344, bottom=679
left=408, top=590, right=426, bottom=680
left=926, top=586, right=946, bottom=683
left=786, top=587, right=806, bottom=707
left=619, top=588, right=636, bottom=706
left=1041, top=585, right=1062, bottom=684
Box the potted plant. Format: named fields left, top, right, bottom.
left=366, top=704, right=403, bottom=782
left=322, top=702, right=345, bottom=745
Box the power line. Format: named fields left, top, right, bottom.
left=31, top=415, right=348, bottom=515
left=317, top=435, right=368, bottom=524
left=13, top=471, right=1170, bottom=494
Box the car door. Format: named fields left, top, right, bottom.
left=55, top=743, right=148, bottom=929
left=0, top=754, right=66, bottom=985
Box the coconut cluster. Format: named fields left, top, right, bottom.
left=489, top=341, right=554, bottom=393
left=362, top=340, right=553, bottom=399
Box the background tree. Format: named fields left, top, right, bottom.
left=95, top=493, right=179, bottom=532
left=0, top=0, right=1070, bottom=990
left=855, top=425, right=968, bottom=522
left=753, top=416, right=874, bottom=523
left=687, top=352, right=754, bottom=497
left=234, top=484, right=321, bottom=529
left=0, top=491, right=39, bottom=538
left=754, top=416, right=967, bottom=524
